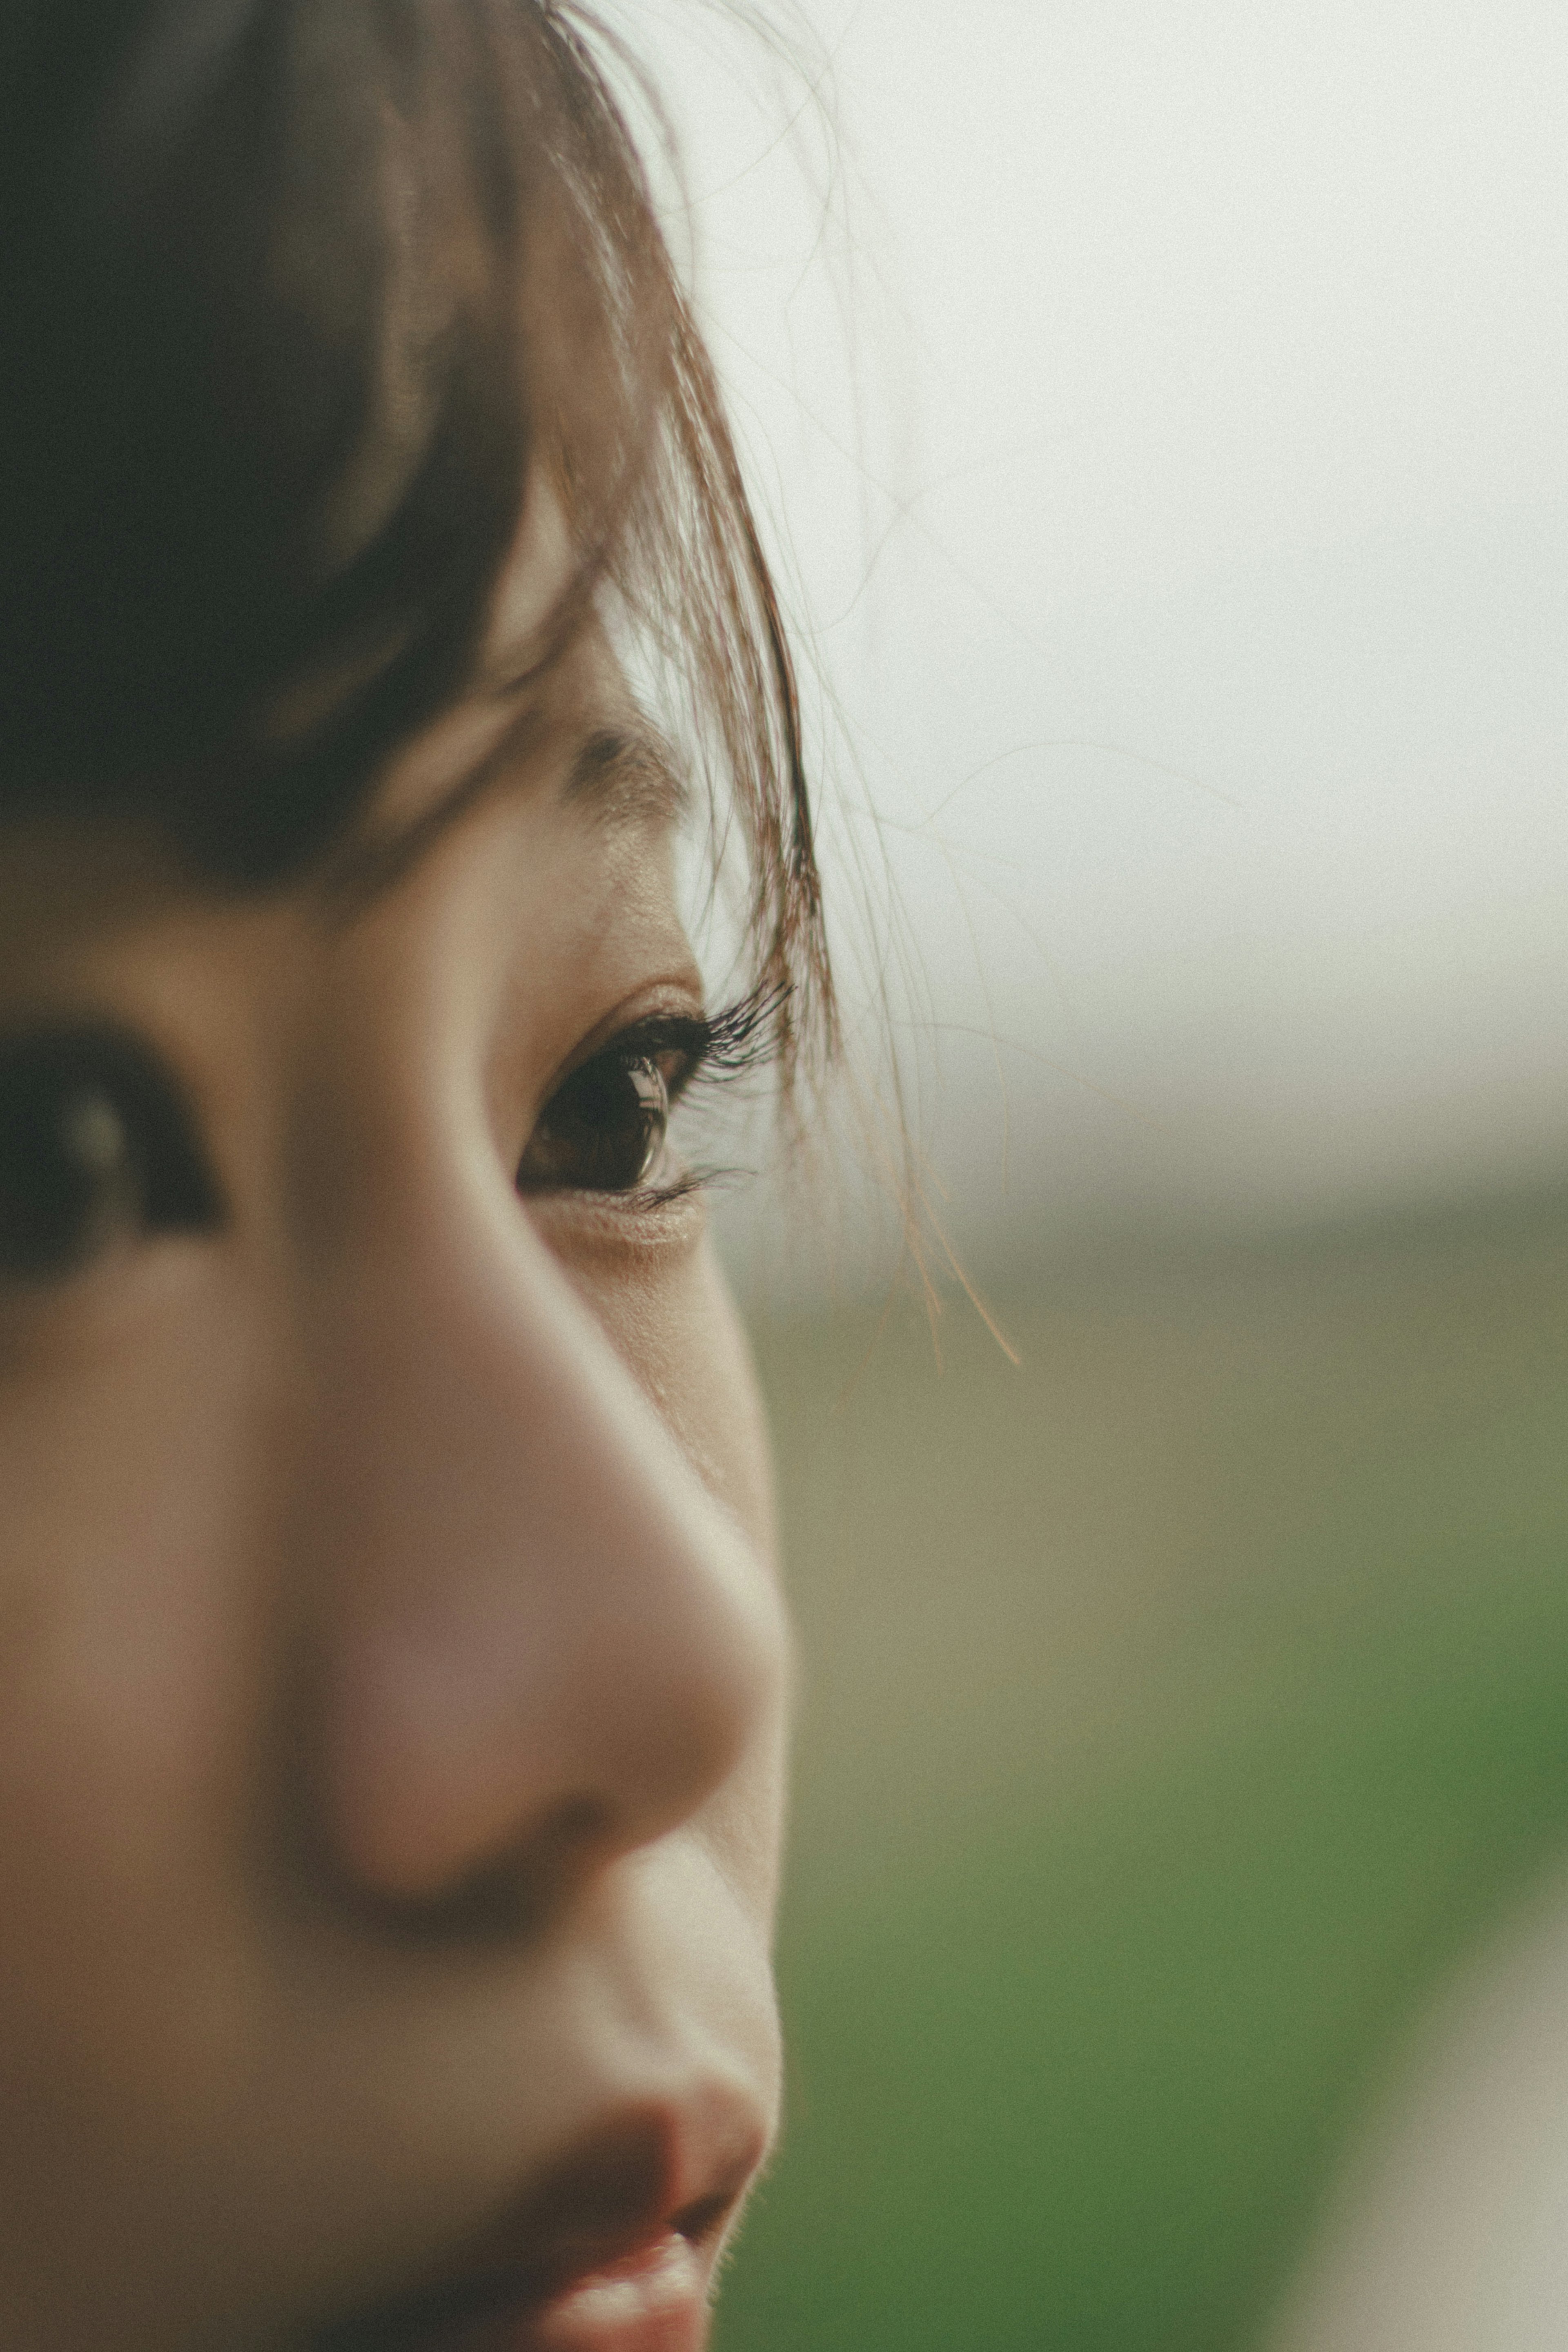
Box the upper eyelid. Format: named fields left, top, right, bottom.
left=552, top=990, right=780, bottom=1108
left=546, top=1014, right=712, bottom=1113
left=532, top=986, right=709, bottom=1100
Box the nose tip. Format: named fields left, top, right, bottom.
left=322, top=1503, right=784, bottom=1915
left=294, top=1225, right=786, bottom=1929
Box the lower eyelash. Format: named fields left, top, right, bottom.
left=623, top=1166, right=714, bottom=1212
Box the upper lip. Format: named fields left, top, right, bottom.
left=307, top=2094, right=767, bottom=2350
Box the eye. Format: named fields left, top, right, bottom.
left=0, top=1027, right=221, bottom=1281
left=517, top=1049, right=672, bottom=1196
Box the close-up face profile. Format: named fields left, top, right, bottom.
left=0, top=3, right=825, bottom=2346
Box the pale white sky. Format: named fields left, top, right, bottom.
left=636, top=0, right=1568, bottom=1261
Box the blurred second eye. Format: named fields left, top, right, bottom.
left=0, top=1029, right=221, bottom=1281
left=517, top=1052, right=671, bottom=1196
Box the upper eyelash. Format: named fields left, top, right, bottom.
left=587, top=982, right=787, bottom=1210
left=603, top=981, right=787, bottom=1102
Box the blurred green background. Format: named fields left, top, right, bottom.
left=717, top=1185, right=1568, bottom=2351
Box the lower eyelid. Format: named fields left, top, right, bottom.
left=521, top=1175, right=710, bottom=1256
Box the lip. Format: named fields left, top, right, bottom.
left=309, top=2098, right=765, bottom=2352
left=471, top=2232, right=710, bottom=2352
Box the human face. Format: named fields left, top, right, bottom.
left=0, top=622, right=791, bottom=2352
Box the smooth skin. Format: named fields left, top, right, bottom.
left=0, top=617, right=790, bottom=2350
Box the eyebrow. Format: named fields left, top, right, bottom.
left=563, top=721, right=690, bottom=827
left=321, top=701, right=690, bottom=916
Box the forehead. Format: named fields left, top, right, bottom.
left=320, top=476, right=686, bottom=907
left=0, top=638, right=687, bottom=970
left=0, top=464, right=692, bottom=956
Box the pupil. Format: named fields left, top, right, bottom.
left=0, top=1071, right=137, bottom=1277
left=63, top=1092, right=131, bottom=1179
left=0, top=1028, right=218, bottom=1282
left=522, top=1055, right=669, bottom=1193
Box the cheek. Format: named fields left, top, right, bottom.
left=0, top=1275, right=269, bottom=2100
left=0, top=1285, right=288, bottom=2342
left=559, top=1230, right=777, bottom=1563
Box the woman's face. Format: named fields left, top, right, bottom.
left=0, top=618, right=790, bottom=2352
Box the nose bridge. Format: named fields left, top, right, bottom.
left=292, top=1168, right=783, bottom=1914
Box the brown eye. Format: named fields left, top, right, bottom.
left=517, top=1052, right=671, bottom=1196
left=0, top=1028, right=220, bottom=1280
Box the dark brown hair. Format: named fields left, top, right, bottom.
left=0, top=0, right=829, bottom=1082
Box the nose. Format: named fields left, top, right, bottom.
left=284, top=1176, right=786, bottom=1926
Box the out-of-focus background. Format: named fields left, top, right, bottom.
left=632, top=3, right=1568, bottom=2343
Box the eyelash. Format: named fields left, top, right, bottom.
left=0, top=985, right=786, bottom=1287
left=521, top=983, right=783, bottom=1210
left=624, top=983, right=783, bottom=1101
